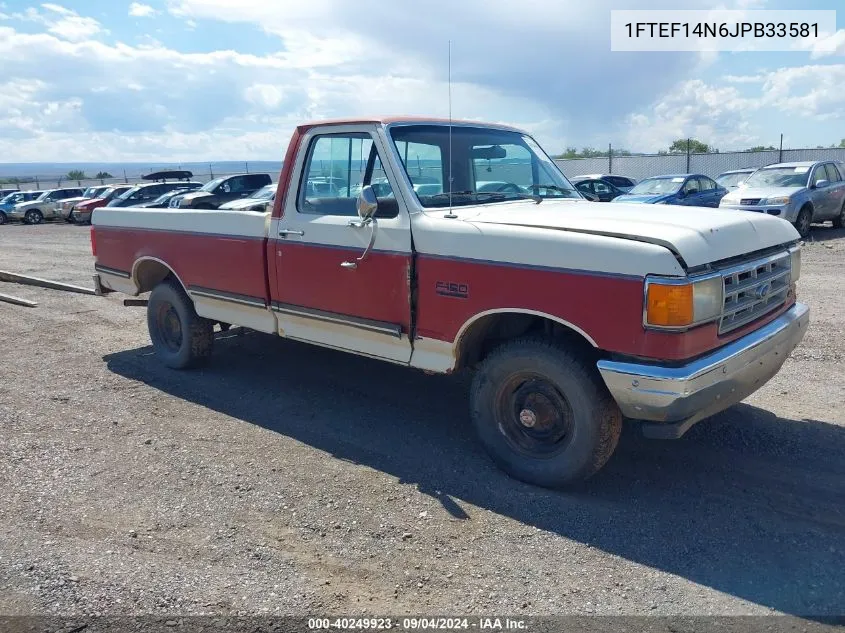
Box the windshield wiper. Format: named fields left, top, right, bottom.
left=527, top=184, right=579, bottom=197
left=427, top=190, right=543, bottom=204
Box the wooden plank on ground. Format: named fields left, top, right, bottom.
left=0, top=270, right=98, bottom=296
left=0, top=292, right=37, bottom=308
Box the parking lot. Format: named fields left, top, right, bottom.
left=0, top=222, right=844, bottom=617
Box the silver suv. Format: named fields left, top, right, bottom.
left=718, top=160, right=845, bottom=237
left=8, top=188, right=85, bottom=224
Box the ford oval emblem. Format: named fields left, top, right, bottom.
left=755, top=283, right=772, bottom=299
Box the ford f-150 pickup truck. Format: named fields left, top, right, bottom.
left=91, top=117, right=809, bottom=488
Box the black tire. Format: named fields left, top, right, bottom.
left=470, top=337, right=622, bottom=488
left=147, top=278, right=214, bottom=369
left=24, top=209, right=44, bottom=225
left=794, top=206, right=812, bottom=238
left=0, top=211, right=6, bottom=225
left=833, top=202, right=845, bottom=229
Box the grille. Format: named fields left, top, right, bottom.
left=718, top=251, right=791, bottom=335
left=740, top=198, right=762, bottom=205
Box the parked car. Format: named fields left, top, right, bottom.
left=611, top=173, right=727, bottom=207
left=715, top=168, right=756, bottom=191
left=69, top=185, right=135, bottom=223
left=171, top=173, right=273, bottom=210
left=718, top=161, right=845, bottom=237
left=570, top=176, right=626, bottom=202
left=8, top=187, right=85, bottom=224
left=108, top=180, right=203, bottom=208
left=573, top=173, right=637, bottom=192
left=58, top=185, right=113, bottom=220
left=92, top=115, right=807, bottom=489
left=134, top=185, right=204, bottom=209
left=218, top=183, right=276, bottom=211
left=0, top=190, right=41, bottom=224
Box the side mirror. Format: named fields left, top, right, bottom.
left=356, top=185, right=378, bottom=221
left=814, top=179, right=829, bottom=189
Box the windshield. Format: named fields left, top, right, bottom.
left=103, top=187, right=128, bottom=199
left=35, top=191, right=51, bottom=201
left=82, top=187, right=104, bottom=198
left=1, top=192, right=24, bottom=204
left=716, top=172, right=752, bottom=189
left=117, top=186, right=141, bottom=200
left=252, top=184, right=276, bottom=200
left=628, top=177, right=684, bottom=195
left=389, top=125, right=579, bottom=208
left=743, top=166, right=810, bottom=188
left=200, top=178, right=224, bottom=193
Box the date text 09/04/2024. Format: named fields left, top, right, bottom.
left=307, top=617, right=527, bottom=630
left=624, top=22, right=819, bottom=38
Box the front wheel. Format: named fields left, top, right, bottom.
left=794, top=206, right=812, bottom=238
left=470, top=337, right=622, bottom=488
left=0, top=211, right=6, bottom=225
left=24, top=209, right=44, bottom=225
left=147, top=279, right=214, bottom=369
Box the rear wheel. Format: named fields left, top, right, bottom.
left=147, top=279, right=214, bottom=369
left=794, top=206, right=812, bottom=238
left=833, top=202, right=845, bottom=229
left=24, top=209, right=43, bottom=225
left=470, top=337, right=622, bottom=488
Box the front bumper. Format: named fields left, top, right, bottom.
left=596, top=303, right=809, bottom=438
left=720, top=202, right=793, bottom=220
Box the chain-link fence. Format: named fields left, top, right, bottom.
left=554, top=147, right=845, bottom=181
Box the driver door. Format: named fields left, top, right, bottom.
left=270, top=125, right=413, bottom=364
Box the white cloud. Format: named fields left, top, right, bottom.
left=9, top=4, right=104, bottom=41
left=129, top=3, right=158, bottom=18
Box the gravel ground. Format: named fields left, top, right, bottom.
left=0, top=221, right=843, bottom=619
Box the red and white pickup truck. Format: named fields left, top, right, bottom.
left=91, top=117, right=809, bottom=488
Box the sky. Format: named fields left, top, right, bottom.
left=0, top=0, right=843, bottom=163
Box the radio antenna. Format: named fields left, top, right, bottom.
left=444, top=39, right=457, bottom=219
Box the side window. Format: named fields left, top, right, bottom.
left=683, top=178, right=700, bottom=194
left=593, top=181, right=611, bottom=194
left=298, top=133, right=396, bottom=217
left=576, top=182, right=593, bottom=194
left=699, top=177, right=716, bottom=191
left=222, top=177, right=245, bottom=193
left=247, top=174, right=270, bottom=190
left=824, top=163, right=841, bottom=183
left=395, top=140, right=443, bottom=196
left=811, top=165, right=827, bottom=186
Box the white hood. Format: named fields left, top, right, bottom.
left=461, top=199, right=799, bottom=268
left=722, top=186, right=804, bottom=200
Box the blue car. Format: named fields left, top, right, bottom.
left=0, top=190, right=42, bottom=224
left=611, top=173, right=727, bottom=208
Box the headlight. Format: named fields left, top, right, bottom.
left=789, top=246, right=801, bottom=282
left=764, top=196, right=791, bottom=206
left=645, top=275, right=722, bottom=328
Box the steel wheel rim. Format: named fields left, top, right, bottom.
left=155, top=301, right=183, bottom=352
left=799, top=211, right=810, bottom=235
left=494, top=373, right=575, bottom=458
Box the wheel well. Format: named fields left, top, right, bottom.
left=133, top=259, right=180, bottom=294
left=454, top=312, right=596, bottom=370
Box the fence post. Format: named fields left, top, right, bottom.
left=608, top=143, right=613, bottom=174
left=686, top=138, right=691, bottom=173
left=209, top=164, right=214, bottom=178
left=35, top=176, right=40, bottom=190
left=123, top=169, right=128, bottom=184
left=779, top=134, right=783, bottom=163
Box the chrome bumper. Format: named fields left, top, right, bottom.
left=597, top=303, right=809, bottom=439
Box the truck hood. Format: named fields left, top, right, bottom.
left=721, top=186, right=805, bottom=201
left=460, top=199, right=799, bottom=269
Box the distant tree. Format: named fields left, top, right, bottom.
left=95, top=171, right=114, bottom=179
left=554, top=146, right=632, bottom=159
left=668, top=139, right=714, bottom=154
left=67, top=170, right=87, bottom=181
left=839, top=139, right=845, bottom=148
left=746, top=145, right=777, bottom=152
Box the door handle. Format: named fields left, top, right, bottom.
left=278, top=228, right=305, bottom=237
